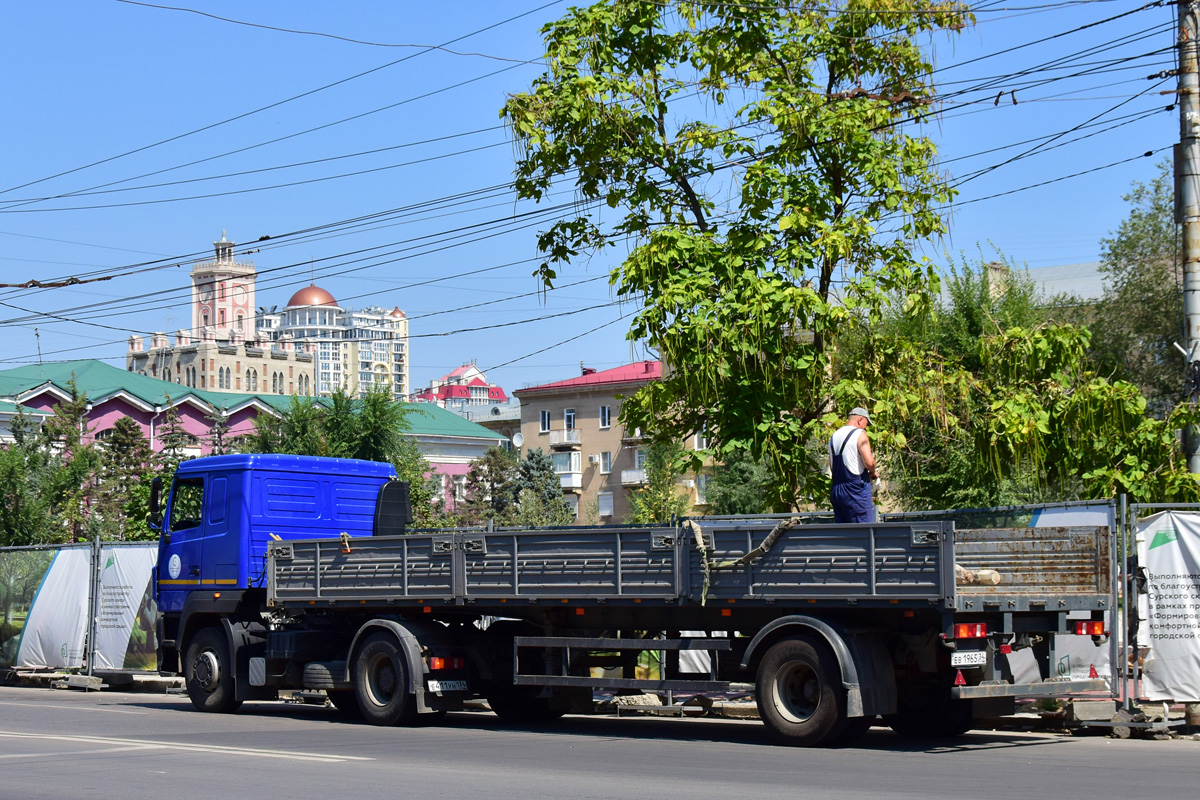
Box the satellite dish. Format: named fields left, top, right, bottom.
left=512, top=432, right=524, bottom=448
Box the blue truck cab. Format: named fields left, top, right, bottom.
left=155, top=454, right=396, bottom=615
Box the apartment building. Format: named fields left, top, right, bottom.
left=515, top=360, right=708, bottom=523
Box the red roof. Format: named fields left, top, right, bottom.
left=518, top=361, right=661, bottom=393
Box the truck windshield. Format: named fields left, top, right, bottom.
left=169, top=478, right=205, bottom=531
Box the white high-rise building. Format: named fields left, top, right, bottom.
left=259, top=285, right=409, bottom=399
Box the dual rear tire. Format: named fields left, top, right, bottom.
left=755, top=635, right=870, bottom=747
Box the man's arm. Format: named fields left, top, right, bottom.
left=857, top=432, right=878, bottom=480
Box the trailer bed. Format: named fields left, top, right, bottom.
left=266, top=519, right=1112, bottom=613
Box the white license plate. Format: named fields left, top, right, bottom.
left=951, top=650, right=988, bottom=667
left=427, top=679, right=468, bottom=693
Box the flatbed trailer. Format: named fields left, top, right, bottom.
left=155, top=455, right=1114, bottom=747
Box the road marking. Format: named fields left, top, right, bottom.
left=0, top=745, right=162, bottom=760
left=0, top=701, right=147, bottom=715
left=0, top=732, right=374, bottom=763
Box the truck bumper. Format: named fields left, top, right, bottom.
left=953, top=678, right=1110, bottom=699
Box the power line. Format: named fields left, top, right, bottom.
left=0, top=0, right=562, bottom=198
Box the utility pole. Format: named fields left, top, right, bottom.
left=1179, top=0, right=1200, bottom=474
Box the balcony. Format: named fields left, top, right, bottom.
left=549, top=429, right=582, bottom=449
left=558, top=471, right=583, bottom=490
left=621, top=468, right=647, bottom=486
left=621, top=427, right=646, bottom=444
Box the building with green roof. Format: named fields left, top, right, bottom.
left=0, top=359, right=503, bottom=506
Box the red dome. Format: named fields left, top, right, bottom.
left=287, top=284, right=338, bottom=308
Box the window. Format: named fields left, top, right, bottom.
left=696, top=474, right=709, bottom=505
left=597, top=491, right=614, bottom=518
left=236, top=313, right=244, bottom=331
left=551, top=451, right=581, bottom=474
left=600, top=451, right=612, bottom=474
left=599, top=405, right=612, bottom=428
left=452, top=475, right=467, bottom=503
left=565, top=493, right=579, bottom=520
left=695, top=424, right=709, bottom=450
left=634, top=448, right=647, bottom=469
left=564, top=408, right=576, bottom=429
left=539, top=410, right=550, bottom=433
left=169, top=478, right=205, bottom=531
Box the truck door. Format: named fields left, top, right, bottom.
left=157, top=476, right=206, bottom=614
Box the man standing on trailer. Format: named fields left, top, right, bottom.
left=829, top=407, right=878, bottom=524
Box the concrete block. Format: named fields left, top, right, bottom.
left=1067, top=700, right=1116, bottom=723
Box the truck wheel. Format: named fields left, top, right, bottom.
left=353, top=632, right=418, bottom=726
left=884, top=682, right=972, bottom=739
left=755, top=636, right=846, bottom=747
left=185, top=627, right=242, bottom=714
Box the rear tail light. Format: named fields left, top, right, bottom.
left=1074, top=621, right=1106, bottom=636
left=429, top=656, right=465, bottom=671
left=951, top=623, right=987, bottom=639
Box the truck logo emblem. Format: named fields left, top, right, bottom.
left=169, top=554, right=182, bottom=580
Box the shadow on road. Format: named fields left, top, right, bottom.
left=123, top=695, right=1072, bottom=753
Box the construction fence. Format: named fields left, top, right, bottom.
left=0, top=540, right=157, bottom=673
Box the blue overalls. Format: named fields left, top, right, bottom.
left=830, top=427, right=875, bottom=524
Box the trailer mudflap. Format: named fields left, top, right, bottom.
left=953, top=678, right=1109, bottom=699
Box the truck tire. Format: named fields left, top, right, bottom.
left=353, top=632, right=418, bottom=727
left=755, top=636, right=846, bottom=747
left=884, top=681, right=973, bottom=739
left=184, top=627, right=242, bottom=714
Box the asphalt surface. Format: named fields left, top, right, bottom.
left=0, top=686, right=1195, bottom=800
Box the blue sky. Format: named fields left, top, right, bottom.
left=0, top=1, right=1176, bottom=394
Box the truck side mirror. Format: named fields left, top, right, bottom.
left=147, top=476, right=164, bottom=531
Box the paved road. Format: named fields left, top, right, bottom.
left=0, top=686, right=1195, bottom=800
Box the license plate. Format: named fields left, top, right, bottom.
left=427, top=679, right=468, bottom=694
left=951, top=650, right=987, bottom=667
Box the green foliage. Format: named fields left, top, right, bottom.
left=156, top=398, right=192, bottom=475
left=1090, top=160, right=1184, bottom=411
left=626, top=442, right=689, bottom=524
left=510, top=448, right=573, bottom=527
left=459, top=447, right=573, bottom=527
left=460, top=446, right=520, bottom=525
left=703, top=451, right=774, bottom=515
left=847, top=260, right=1200, bottom=507
left=96, top=416, right=155, bottom=541
left=504, top=0, right=970, bottom=508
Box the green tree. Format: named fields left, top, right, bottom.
left=40, top=378, right=99, bottom=542
left=205, top=406, right=231, bottom=456
left=848, top=262, right=1200, bottom=507
left=461, top=446, right=520, bottom=526
left=504, top=0, right=969, bottom=509
left=510, top=448, right=572, bottom=527
left=156, top=398, right=193, bottom=475
left=0, top=407, right=54, bottom=546
left=627, top=442, right=689, bottom=524
left=96, top=417, right=155, bottom=540
left=1089, top=161, right=1183, bottom=412
left=703, top=451, right=774, bottom=516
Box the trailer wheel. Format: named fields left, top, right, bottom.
left=755, top=636, right=846, bottom=747
left=884, top=681, right=972, bottom=739
left=353, top=632, right=418, bottom=726
left=184, top=627, right=242, bottom=714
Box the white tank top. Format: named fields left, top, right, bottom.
left=830, top=425, right=864, bottom=475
